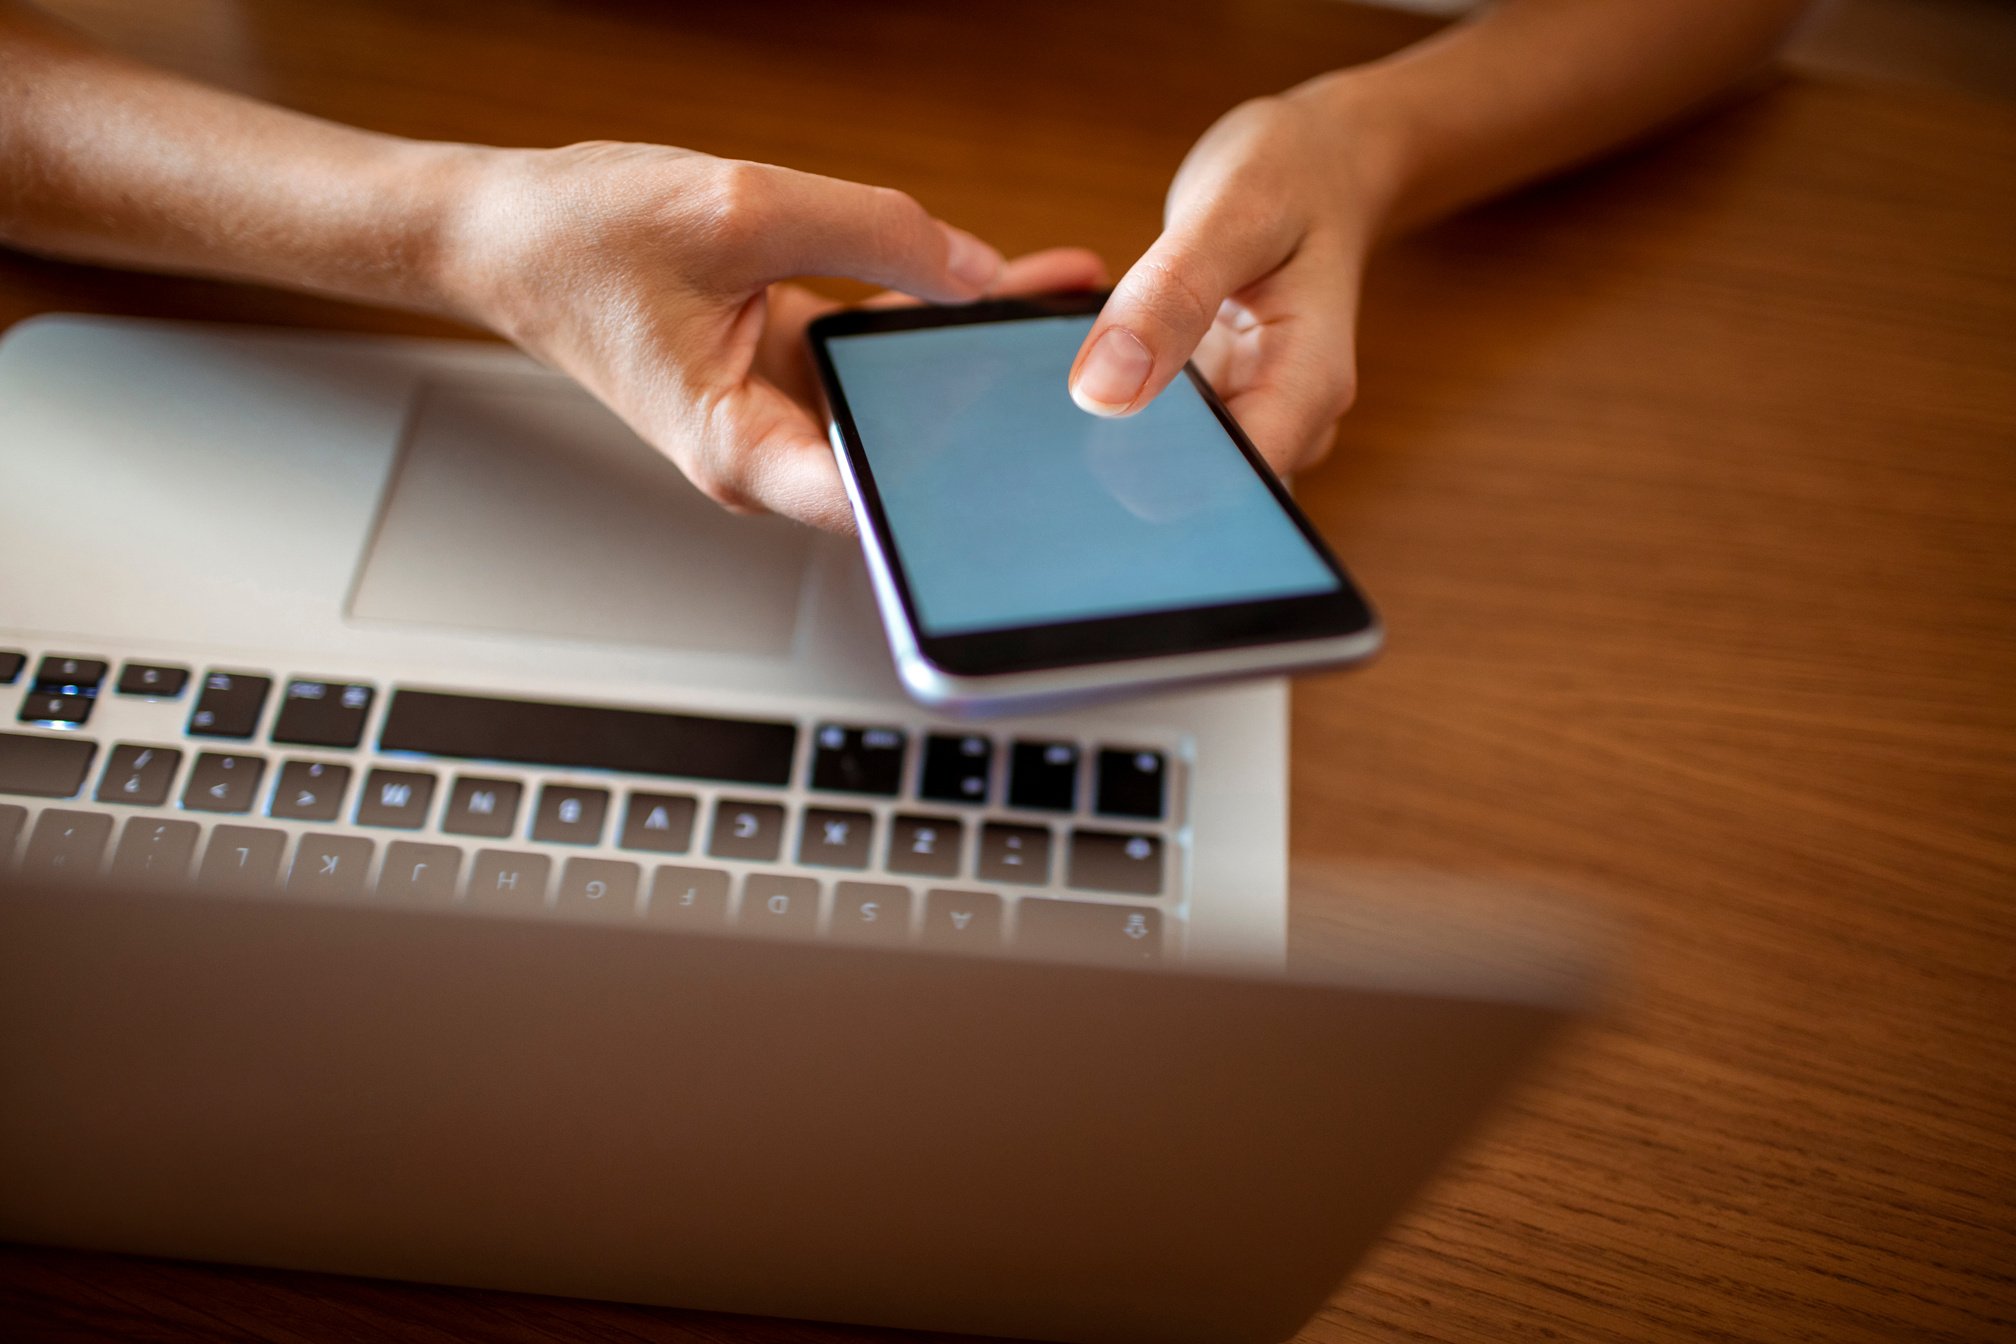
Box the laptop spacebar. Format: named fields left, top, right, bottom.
left=378, top=689, right=797, bottom=786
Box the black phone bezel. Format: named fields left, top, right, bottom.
left=807, top=291, right=1377, bottom=678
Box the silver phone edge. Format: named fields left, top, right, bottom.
left=826, top=422, right=1383, bottom=719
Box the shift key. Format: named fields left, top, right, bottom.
left=0, top=731, right=97, bottom=799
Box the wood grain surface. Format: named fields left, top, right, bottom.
left=2, top=2, right=2011, bottom=1341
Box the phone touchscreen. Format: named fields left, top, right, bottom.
left=824, top=314, right=1342, bottom=639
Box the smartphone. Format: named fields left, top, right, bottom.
left=808, top=292, right=1381, bottom=716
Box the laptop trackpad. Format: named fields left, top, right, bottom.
left=349, top=378, right=813, bottom=656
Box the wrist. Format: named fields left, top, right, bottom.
left=1280, top=69, right=1420, bottom=247
left=378, top=139, right=516, bottom=327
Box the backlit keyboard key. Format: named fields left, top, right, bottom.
left=183, top=752, right=266, bottom=813
left=18, top=692, right=92, bottom=727
left=198, top=825, right=287, bottom=893
left=809, top=724, right=906, bottom=796
left=558, top=857, right=642, bottom=917
left=1095, top=748, right=1167, bottom=821
left=922, top=889, right=1003, bottom=951
left=797, top=807, right=873, bottom=869
left=379, top=689, right=796, bottom=787
left=741, top=873, right=819, bottom=937
left=830, top=881, right=912, bottom=945
left=886, top=814, right=962, bottom=879
left=646, top=864, right=730, bottom=925
left=188, top=672, right=271, bottom=739
left=619, top=791, right=697, bottom=854
left=918, top=733, right=993, bottom=805
left=1016, top=899, right=1162, bottom=966
left=0, top=731, right=96, bottom=798
left=708, top=799, right=786, bottom=862
left=977, top=822, right=1051, bottom=885
left=442, top=775, right=521, bottom=839
left=96, top=744, right=181, bottom=807
left=271, top=680, right=374, bottom=748
left=1067, top=830, right=1164, bottom=896
left=378, top=841, right=462, bottom=903
left=532, top=784, right=609, bottom=845
left=0, top=652, right=22, bottom=685
left=269, top=760, right=351, bottom=822
left=289, top=833, right=375, bottom=899
left=116, top=663, right=189, bottom=698
left=22, top=809, right=111, bottom=878
left=355, top=768, right=436, bottom=829
left=467, top=849, right=551, bottom=910
left=32, top=656, right=107, bottom=694
left=0, top=804, right=25, bottom=860
left=111, top=817, right=199, bottom=883
left=1008, top=740, right=1079, bottom=812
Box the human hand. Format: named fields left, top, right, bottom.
left=443, top=142, right=1097, bottom=529
left=1067, top=88, right=1388, bottom=477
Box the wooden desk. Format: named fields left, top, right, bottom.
left=3, top=3, right=2010, bottom=1341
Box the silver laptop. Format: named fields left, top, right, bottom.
left=0, top=313, right=1299, bottom=969
left=0, top=315, right=1589, bottom=1342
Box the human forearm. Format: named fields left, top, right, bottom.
left=1297, top=0, right=1815, bottom=241
left=0, top=2, right=478, bottom=316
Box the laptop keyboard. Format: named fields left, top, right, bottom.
left=0, top=649, right=1184, bottom=965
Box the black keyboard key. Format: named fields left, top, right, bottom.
left=619, top=791, right=697, bottom=854
left=922, top=889, right=1003, bottom=951
left=918, top=733, right=993, bottom=805
left=378, top=841, right=462, bottom=903
left=977, top=822, right=1052, bottom=885
left=188, top=672, right=272, bottom=739
left=809, top=724, right=907, bottom=796
left=18, top=692, right=92, bottom=727
left=886, top=814, right=963, bottom=879
left=467, top=849, right=551, bottom=910
left=0, top=731, right=96, bottom=798
left=1016, top=899, right=1162, bottom=965
left=271, top=680, right=374, bottom=748
left=117, top=663, right=189, bottom=698
left=531, top=784, right=609, bottom=846
left=1067, top=830, right=1164, bottom=896
left=442, top=775, right=521, bottom=839
left=269, top=760, right=351, bottom=822
left=96, top=744, right=181, bottom=807
left=830, top=881, right=912, bottom=945
left=32, top=656, right=107, bottom=695
left=355, top=768, right=436, bottom=829
left=22, top=809, right=111, bottom=878
left=1095, top=748, right=1168, bottom=821
left=1008, top=740, right=1080, bottom=812
left=0, top=652, right=23, bottom=685
left=557, top=857, right=641, bottom=918
left=379, top=689, right=796, bottom=787
left=182, top=752, right=267, bottom=814
left=197, top=825, right=288, bottom=894
left=707, top=799, right=786, bottom=862
left=646, top=864, right=730, bottom=926
left=112, top=816, right=201, bottom=883
left=798, top=807, right=873, bottom=869
left=0, top=803, right=25, bottom=861
left=289, top=833, right=375, bottom=900
left=741, top=873, right=819, bottom=937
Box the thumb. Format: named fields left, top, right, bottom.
left=1069, top=215, right=1294, bottom=417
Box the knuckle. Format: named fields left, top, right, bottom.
left=697, top=160, right=774, bottom=241
left=1124, top=254, right=1219, bottom=341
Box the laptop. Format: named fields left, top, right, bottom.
left=0, top=314, right=1590, bottom=1342
left=0, top=313, right=1292, bottom=972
